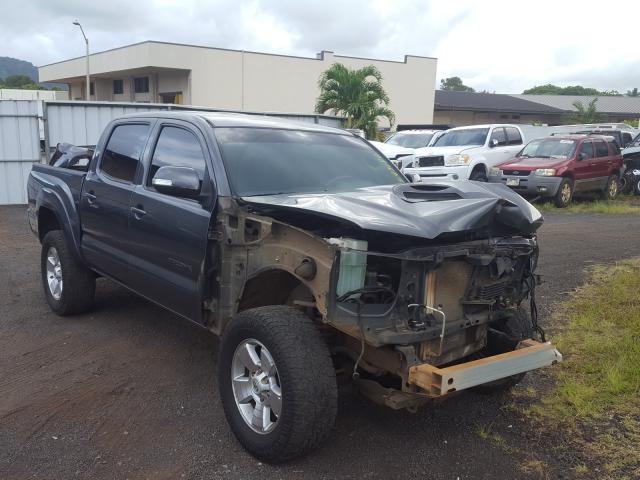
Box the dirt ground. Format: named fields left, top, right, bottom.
left=2, top=205, right=640, bottom=480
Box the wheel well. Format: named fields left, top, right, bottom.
left=237, top=269, right=314, bottom=312
left=38, top=207, right=61, bottom=242
left=470, top=164, right=486, bottom=175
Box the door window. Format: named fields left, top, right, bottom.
left=505, top=127, right=523, bottom=145
left=622, top=132, right=632, bottom=147
left=594, top=140, right=609, bottom=157
left=100, top=124, right=150, bottom=183
left=148, top=126, right=207, bottom=186
left=489, top=127, right=507, bottom=146
left=578, top=141, right=594, bottom=160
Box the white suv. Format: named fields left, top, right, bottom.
left=404, top=124, right=525, bottom=181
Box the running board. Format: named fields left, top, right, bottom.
left=408, top=339, right=562, bottom=396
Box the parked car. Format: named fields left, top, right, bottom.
left=384, top=129, right=439, bottom=149
left=488, top=135, right=623, bottom=207
left=567, top=128, right=634, bottom=148
left=403, top=124, right=526, bottom=181
left=368, top=140, right=415, bottom=169
left=27, top=112, right=561, bottom=462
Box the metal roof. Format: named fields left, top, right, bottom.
left=514, top=94, right=640, bottom=115
left=434, top=90, right=565, bottom=114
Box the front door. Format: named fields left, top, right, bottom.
left=126, top=121, right=214, bottom=322
left=574, top=140, right=595, bottom=192
left=80, top=122, right=152, bottom=282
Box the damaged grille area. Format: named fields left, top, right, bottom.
left=329, top=237, right=538, bottom=366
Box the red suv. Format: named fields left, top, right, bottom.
left=488, top=135, right=623, bottom=207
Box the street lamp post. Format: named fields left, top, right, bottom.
left=72, top=20, right=90, bottom=101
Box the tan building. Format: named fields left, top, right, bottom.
left=39, top=41, right=438, bottom=126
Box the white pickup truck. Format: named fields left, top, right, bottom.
left=403, top=124, right=526, bottom=181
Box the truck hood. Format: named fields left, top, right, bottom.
left=413, top=145, right=482, bottom=157
left=499, top=156, right=569, bottom=170
left=369, top=141, right=415, bottom=159
left=242, top=181, right=543, bottom=240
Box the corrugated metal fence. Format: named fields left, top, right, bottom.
left=43, top=101, right=344, bottom=149
left=0, top=100, right=343, bottom=204
left=0, top=101, right=41, bottom=204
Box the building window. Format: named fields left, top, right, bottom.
left=113, top=79, right=124, bottom=95
left=511, top=114, right=520, bottom=119
left=134, top=77, right=149, bottom=93
left=89, top=82, right=95, bottom=96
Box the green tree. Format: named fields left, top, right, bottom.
left=2, top=74, right=36, bottom=88
left=315, top=63, right=394, bottom=139
left=440, top=76, right=475, bottom=92
left=563, top=98, right=605, bottom=124
left=524, top=83, right=621, bottom=96
left=627, top=88, right=639, bottom=97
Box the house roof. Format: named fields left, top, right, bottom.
left=434, top=90, right=565, bottom=114
left=514, top=94, right=640, bottom=115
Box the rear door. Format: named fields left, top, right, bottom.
left=80, top=122, right=152, bottom=281
left=126, top=120, right=214, bottom=322
left=574, top=140, right=595, bottom=192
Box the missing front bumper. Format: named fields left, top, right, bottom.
left=408, top=339, right=562, bottom=396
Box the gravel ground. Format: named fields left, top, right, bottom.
left=2, top=205, right=640, bottom=480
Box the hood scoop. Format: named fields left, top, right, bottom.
left=392, top=184, right=462, bottom=202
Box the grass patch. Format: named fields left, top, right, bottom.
left=529, top=259, right=640, bottom=477
left=537, top=194, right=640, bottom=214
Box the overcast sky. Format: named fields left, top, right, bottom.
left=3, top=0, right=639, bottom=93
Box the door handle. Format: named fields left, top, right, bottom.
left=130, top=206, right=147, bottom=219
left=590, top=163, right=597, bottom=166
left=84, top=191, right=98, bottom=208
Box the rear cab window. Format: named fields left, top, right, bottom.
left=100, top=124, right=150, bottom=183
left=505, top=127, right=523, bottom=145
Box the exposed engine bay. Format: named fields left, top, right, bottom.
left=207, top=181, right=561, bottom=409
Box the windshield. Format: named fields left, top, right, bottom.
left=518, top=138, right=577, bottom=159
left=385, top=132, right=434, bottom=148
left=433, top=128, right=489, bottom=147
left=215, top=128, right=406, bottom=196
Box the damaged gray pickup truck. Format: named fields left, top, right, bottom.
left=27, top=112, right=562, bottom=463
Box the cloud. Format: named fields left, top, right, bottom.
left=2, top=0, right=640, bottom=93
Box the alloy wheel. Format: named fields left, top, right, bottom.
left=46, top=247, right=63, bottom=300
left=231, top=339, right=282, bottom=434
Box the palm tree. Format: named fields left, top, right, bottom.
left=315, top=63, right=395, bottom=138
left=564, top=98, right=605, bottom=124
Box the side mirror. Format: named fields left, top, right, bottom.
left=409, top=173, right=421, bottom=183
left=489, top=139, right=499, bottom=148
left=578, top=152, right=587, bottom=161
left=151, top=166, right=201, bottom=198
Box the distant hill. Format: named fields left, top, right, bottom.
left=0, top=56, right=67, bottom=90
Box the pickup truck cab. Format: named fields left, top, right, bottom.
left=403, top=124, right=525, bottom=182
left=27, top=112, right=561, bottom=462
left=488, top=135, right=623, bottom=207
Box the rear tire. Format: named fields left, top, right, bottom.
left=553, top=178, right=573, bottom=208
left=472, top=306, right=534, bottom=394
left=599, top=174, right=619, bottom=200
left=218, top=306, right=337, bottom=463
left=41, top=230, right=95, bottom=315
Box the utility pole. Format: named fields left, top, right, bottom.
left=73, top=20, right=90, bottom=101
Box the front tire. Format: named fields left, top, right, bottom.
left=41, top=230, right=95, bottom=315
left=554, top=178, right=573, bottom=208
left=218, top=306, right=337, bottom=463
